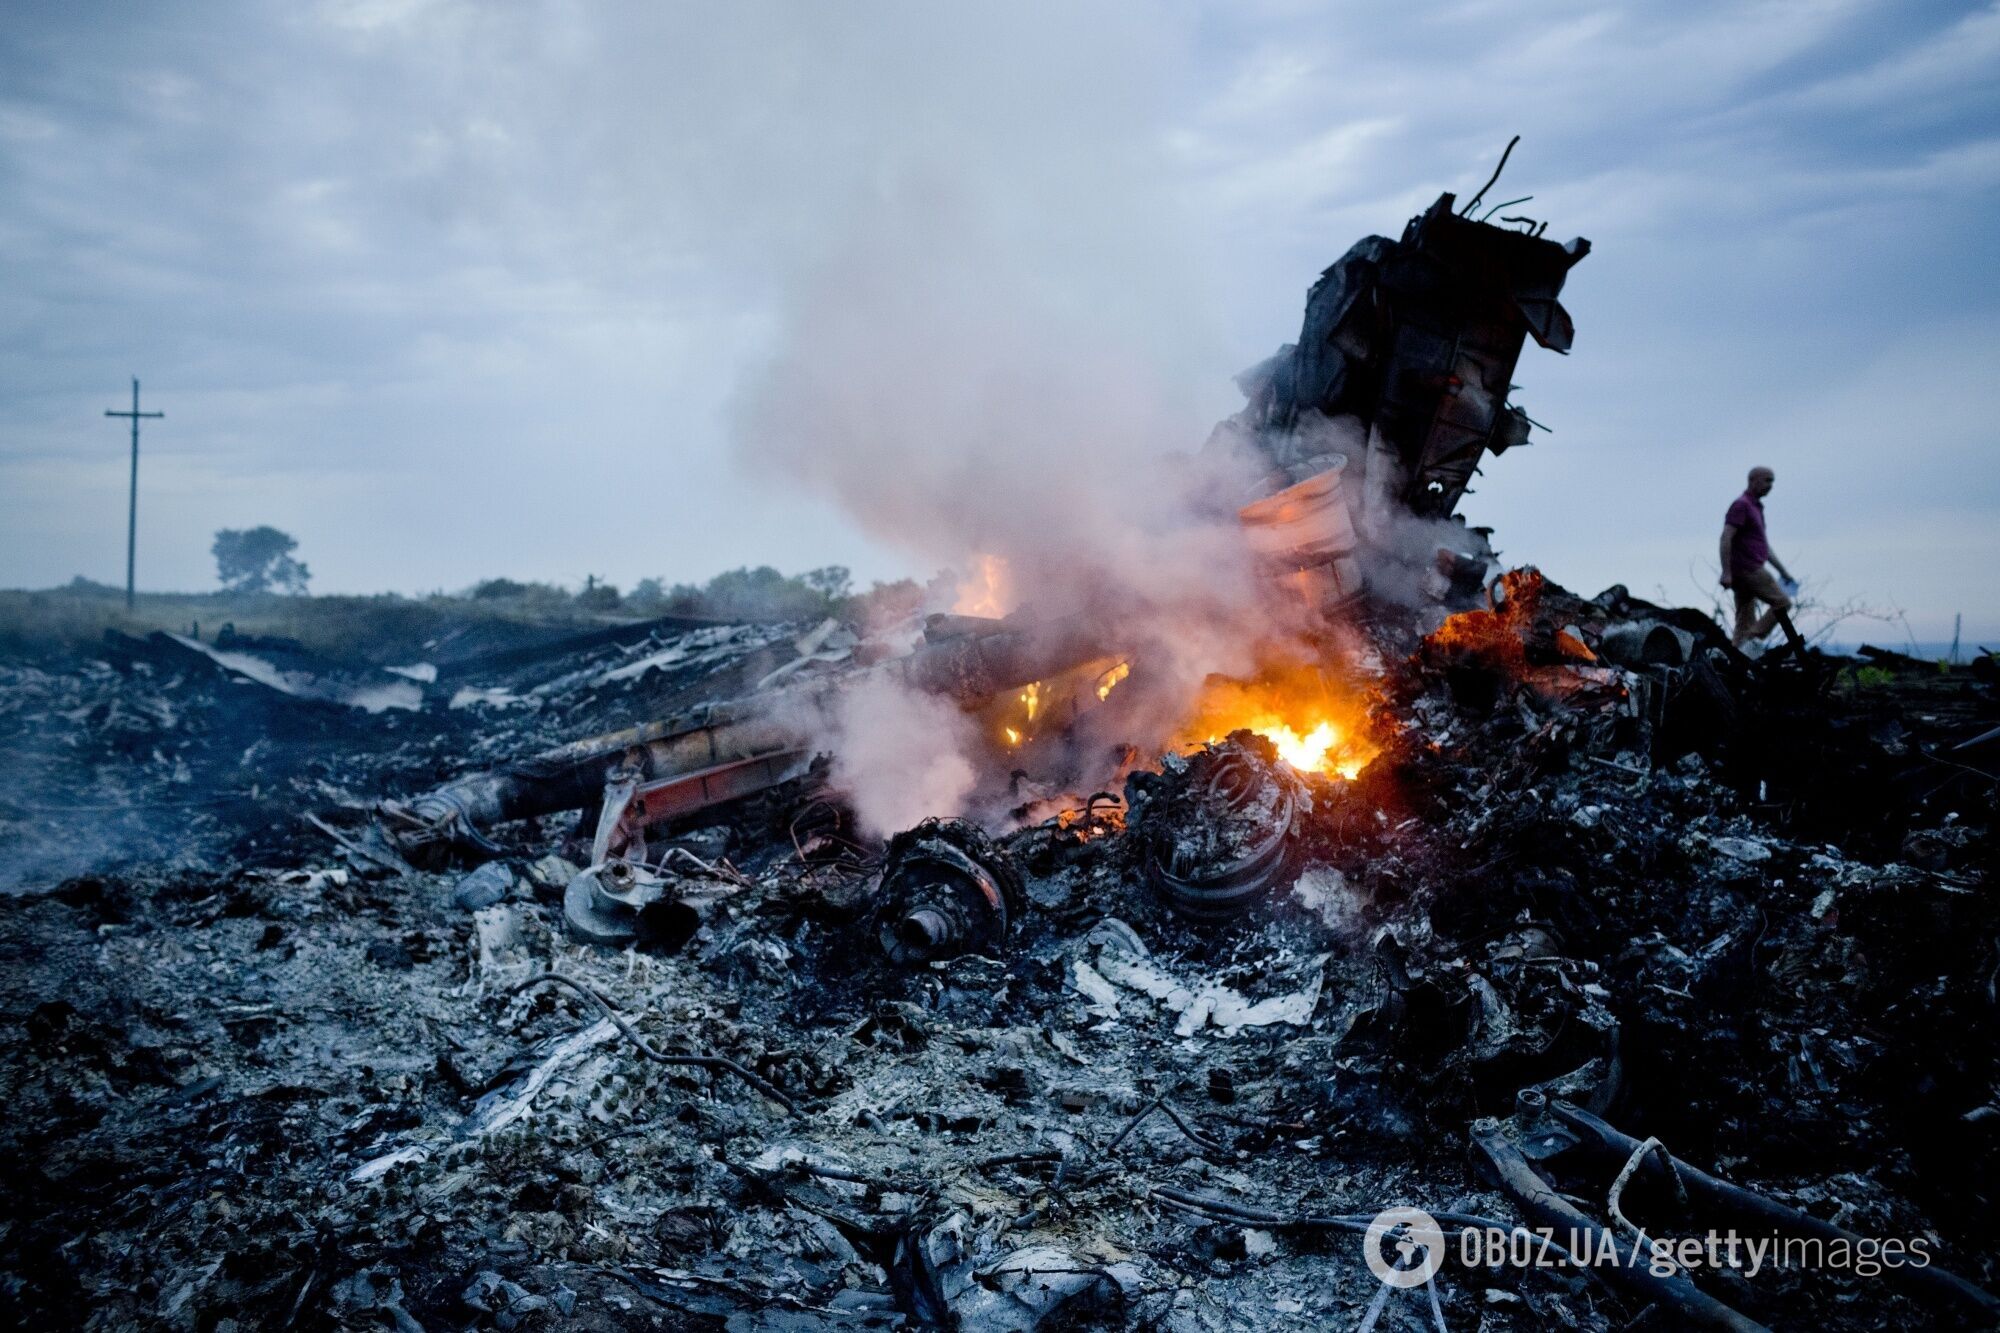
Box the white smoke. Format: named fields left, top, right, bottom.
left=813, top=673, right=981, bottom=842
left=1271, top=409, right=1497, bottom=611
left=730, top=173, right=1310, bottom=836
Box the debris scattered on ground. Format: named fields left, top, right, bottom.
left=7, top=563, right=1991, bottom=1330
left=2, top=184, right=1995, bottom=1332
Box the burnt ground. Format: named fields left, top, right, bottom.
left=0, top=604, right=1996, bottom=1332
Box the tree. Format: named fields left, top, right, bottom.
left=700, top=565, right=835, bottom=619
left=621, top=566, right=851, bottom=620
left=801, top=565, right=852, bottom=600
left=212, top=527, right=310, bottom=594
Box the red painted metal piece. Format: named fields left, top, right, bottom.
left=595, top=749, right=810, bottom=863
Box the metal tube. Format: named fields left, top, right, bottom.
left=407, top=701, right=804, bottom=829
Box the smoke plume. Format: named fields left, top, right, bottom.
left=812, top=673, right=981, bottom=843
left=731, top=176, right=1307, bottom=837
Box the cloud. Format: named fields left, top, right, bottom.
left=1765, top=0, right=2000, bottom=116
left=0, top=1, right=1993, bottom=636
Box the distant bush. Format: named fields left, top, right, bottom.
left=841, top=578, right=924, bottom=632
left=698, top=567, right=816, bottom=619
left=465, top=578, right=577, bottom=607
left=456, top=564, right=884, bottom=625
left=615, top=565, right=854, bottom=622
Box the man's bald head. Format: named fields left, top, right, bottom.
left=1748, top=466, right=1775, bottom=497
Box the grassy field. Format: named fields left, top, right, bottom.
left=0, top=584, right=640, bottom=663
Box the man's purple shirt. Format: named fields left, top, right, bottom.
left=1725, top=491, right=1769, bottom=574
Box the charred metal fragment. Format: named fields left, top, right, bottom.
left=1470, top=1120, right=1770, bottom=1332
left=380, top=615, right=1118, bottom=865
left=1349, top=193, right=1588, bottom=517
left=874, top=818, right=1025, bottom=965
left=1544, top=1100, right=2000, bottom=1323
left=895, top=611, right=1118, bottom=704
left=1597, top=619, right=1695, bottom=668
left=1215, top=152, right=1588, bottom=537
left=1129, top=732, right=1301, bottom=920
left=381, top=701, right=806, bottom=865
left=562, top=858, right=744, bottom=951
left=1237, top=460, right=1367, bottom=616
left=586, top=747, right=812, bottom=866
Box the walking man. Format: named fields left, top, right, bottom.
left=1719, top=466, right=1796, bottom=649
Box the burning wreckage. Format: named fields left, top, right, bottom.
left=4, top=181, right=2000, bottom=1333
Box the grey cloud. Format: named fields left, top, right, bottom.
left=0, top=1, right=1993, bottom=636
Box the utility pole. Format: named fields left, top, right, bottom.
left=105, top=377, right=163, bottom=612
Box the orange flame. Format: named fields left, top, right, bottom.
left=1174, top=662, right=1378, bottom=779
left=1424, top=568, right=1545, bottom=673
left=1096, top=661, right=1130, bottom=701
left=1055, top=804, right=1126, bottom=840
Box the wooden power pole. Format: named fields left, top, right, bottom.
left=105, top=377, right=163, bottom=611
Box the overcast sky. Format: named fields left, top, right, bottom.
left=2, top=1, right=1995, bottom=639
